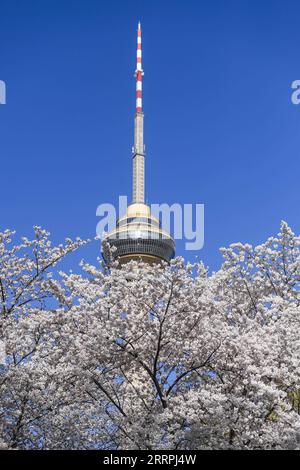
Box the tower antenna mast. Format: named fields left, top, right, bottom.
left=132, top=21, right=145, bottom=203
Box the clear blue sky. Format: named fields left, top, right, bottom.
left=0, top=0, right=299, bottom=271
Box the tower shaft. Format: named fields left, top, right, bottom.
left=133, top=112, right=144, bottom=203
left=133, top=22, right=145, bottom=203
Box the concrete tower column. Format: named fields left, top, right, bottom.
left=133, top=111, right=145, bottom=203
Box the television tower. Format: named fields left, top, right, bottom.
left=102, top=23, right=175, bottom=265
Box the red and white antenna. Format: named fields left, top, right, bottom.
left=135, top=21, right=144, bottom=113
left=132, top=22, right=145, bottom=203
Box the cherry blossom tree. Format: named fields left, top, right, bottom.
left=0, top=222, right=299, bottom=449
left=0, top=227, right=87, bottom=448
